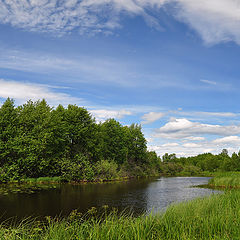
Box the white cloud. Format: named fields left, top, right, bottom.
left=0, top=48, right=142, bottom=87
left=148, top=117, right=240, bottom=156
left=1, top=0, right=240, bottom=46
left=146, top=137, right=154, bottom=143
left=0, top=0, right=165, bottom=35
left=182, top=142, right=199, bottom=148
left=197, top=112, right=237, bottom=118
left=173, top=0, right=240, bottom=45
left=185, top=136, right=205, bottom=141
left=148, top=136, right=240, bottom=157
left=177, top=111, right=238, bottom=118
left=168, top=110, right=239, bottom=123
left=141, top=112, right=165, bottom=124
left=0, top=78, right=83, bottom=106
left=162, top=142, right=179, bottom=147
left=148, top=143, right=213, bottom=157
left=2, top=48, right=213, bottom=89
left=213, top=136, right=240, bottom=145
left=90, top=109, right=132, bottom=122
left=154, top=118, right=240, bottom=139
left=200, top=79, right=217, bottom=85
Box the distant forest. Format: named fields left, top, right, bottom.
left=0, top=98, right=239, bottom=182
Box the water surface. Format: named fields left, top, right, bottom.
left=0, top=177, right=220, bottom=221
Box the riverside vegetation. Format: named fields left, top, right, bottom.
left=1, top=98, right=240, bottom=239
left=0, top=98, right=159, bottom=182
left=1, top=175, right=240, bottom=240
left=1, top=98, right=240, bottom=183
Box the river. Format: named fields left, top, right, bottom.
left=0, top=177, right=221, bottom=221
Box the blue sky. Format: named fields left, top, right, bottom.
left=1, top=0, right=240, bottom=157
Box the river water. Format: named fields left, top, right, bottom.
left=0, top=177, right=221, bottom=221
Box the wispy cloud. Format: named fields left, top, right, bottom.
left=1, top=48, right=214, bottom=90
left=212, top=136, right=240, bottom=145
left=148, top=143, right=216, bottom=157
left=169, top=110, right=239, bottom=121
left=90, top=109, right=132, bottom=122
left=200, top=79, right=217, bottom=85
left=0, top=0, right=165, bottom=35
left=0, top=48, right=141, bottom=87
left=148, top=135, right=240, bottom=157
left=173, top=0, right=240, bottom=45
left=194, top=112, right=237, bottom=118
left=0, top=78, right=83, bottom=106
left=154, top=118, right=240, bottom=139
left=162, top=142, right=179, bottom=147
left=141, top=112, right=165, bottom=124
left=184, top=136, right=205, bottom=141
left=1, top=0, right=240, bottom=45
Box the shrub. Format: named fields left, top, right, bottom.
left=61, top=154, right=94, bottom=181
left=95, top=159, right=118, bottom=180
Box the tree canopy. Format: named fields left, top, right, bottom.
left=0, top=98, right=161, bottom=182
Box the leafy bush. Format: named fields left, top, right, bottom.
left=182, top=165, right=201, bottom=176
left=61, top=154, right=95, bottom=181
left=0, top=164, right=20, bottom=182
left=161, top=162, right=184, bottom=176
left=95, top=159, right=118, bottom=180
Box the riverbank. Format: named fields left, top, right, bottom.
left=207, top=172, right=240, bottom=189
left=5, top=170, right=214, bottom=185
left=1, top=173, right=238, bottom=239
left=0, top=171, right=215, bottom=196
left=1, top=189, right=239, bottom=240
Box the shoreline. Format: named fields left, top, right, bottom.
left=0, top=188, right=238, bottom=239
left=1, top=173, right=238, bottom=239
left=1, top=171, right=215, bottom=186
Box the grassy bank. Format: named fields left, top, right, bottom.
left=1, top=190, right=240, bottom=240
left=11, top=170, right=214, bottom=185
left=18, top=177, right=62, bottom=184
left=175, top=171, right=214, bottom=177
left=0, top=172, right=213, bottom=195
left=208, top=172, right=240, bottom=188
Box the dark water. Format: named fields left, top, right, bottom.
left=0, top=177, right=220, bottom=221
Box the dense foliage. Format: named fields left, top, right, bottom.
left=1, top=98, right=240, bottom=182
left=0, top=98, right=161, bottom=182
left=161, top=149, right=240, bottom=176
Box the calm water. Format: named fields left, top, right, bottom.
left=0, top=177, right=220, bottom=221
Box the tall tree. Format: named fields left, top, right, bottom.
left=0, top=98, right=18, bottom=167
left=99, top=119, right=128, bottom=164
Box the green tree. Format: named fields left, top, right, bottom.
left=64, top=104, right=96, bottom=159
left=162, top=153, right=177, bottom=163
left=99, top=119, right=128, bottom=164
left=126, top=124, right=147, bottom=163
left=15, top=99, right=54, bottom=177
left=0, top=98, right=19, bottom=180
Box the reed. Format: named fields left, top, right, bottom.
left=208, top=172, right=240, bottom=188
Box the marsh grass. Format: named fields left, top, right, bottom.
left=19, top=177, right=62, bottom=184
left=209, top=172, right=240, bottom=188
left=0, top=177, right=61, bottom=195
left=1, top=190, right=240, bottom=240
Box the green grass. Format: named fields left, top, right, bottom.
left=19, top=177, right=62, bottom=184
left=0, top=177, right=61, bottom=195
left=176, top=171, right=214, bottom=177
left=1, top=190, right=240, bottom=240
left=208, top=172, right=240, bottom=188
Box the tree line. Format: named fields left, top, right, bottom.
left=0, top=98, right=239, bottom=182
left=161, top=149, right=240, bottom=175
left=0, top=98, right=161, bottom=182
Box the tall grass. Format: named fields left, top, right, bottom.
left=19, top=177, right=62, bottom=184
left=209, top=172, right=240, bottom=188
left=1, top=190, right=240, bottom=240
